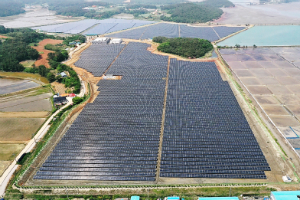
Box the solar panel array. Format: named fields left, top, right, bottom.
left=160, top=59, right=270, bottom=179
left=33, top=19, right=155, bottom=35
left=33, top=19, right=100, bottom=34
left=34, top=42, right=168, bottom=181
left=213, top=26, right=244, bottom=39
left=180, top=26, right=219, bottom=41
left=108, top=23, right=245, bottom=41
left=74, top=43, right=125, bottom=77
left=34, top=41, right=270, bottom=182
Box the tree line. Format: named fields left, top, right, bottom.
left=198, top=0, right=235, bottom=8
left=0, top=0, right=25, bottom=17
left=154, top=37, right=213, bottom=58
left=160, top=3, right=223, bottom=23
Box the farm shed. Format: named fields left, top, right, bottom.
left=53, top=97, right=68, bottom=106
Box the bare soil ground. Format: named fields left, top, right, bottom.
left=0, top=118, right=45, bottom=141
left=51, top=82, right=68, bottom=95
left=0, top=144, right=26, bottom=161
left=0, top=112, right=49, bottom=118
left=0, top=35, right=7, bottom=38
left=32, top=39, right=63, bottom=68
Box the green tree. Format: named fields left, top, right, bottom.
left=38, top=65, right=47, bottom=77
left=72, top=97, right=83, bottom=105
left=46, top=73, right=56, bottom=83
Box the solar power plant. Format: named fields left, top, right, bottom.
left=33, top=19, right=100, bottom=34
left=33, top=18, right=155, bottom=35
left=74, top=43, right=125, bottom=77
left=160, top=59, right=270, bottom=179
left=34, top=42, right=168, bottom=181
left=107, top=23, right=244, bottom=41
left=212, top=26, right=244, bottom=39
left=179, top=25, right=219, bottom=41
left=83, top=23, right=117, bottom=35
left=108, top=26, right=149, bottom=40
left=141, top=23, right=179, bottom=39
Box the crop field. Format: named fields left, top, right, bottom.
left=33, top=42, right=270, bottom=183
left=220, top=47, right=300, bottom=157
left=32, top=39, right=63, bottom=68
left=0, top=78, right=39, bottom=95
left=34, top=19, right=155, bottom=35
left=218, top=26, right=300, bottom=47
left=0, top=161, right=10, bottom=176
left=0, top=72, right=49, bottom=84
left=0, top=118, right=45, bottom=141
left=0, top=144, right=26, bottom=161
left=108, top=23, right=245, bottom=41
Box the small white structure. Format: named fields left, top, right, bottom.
left=93, top=37, right=110, bottom=44
left=60, top=72, right=68, bottom=78
left=282, top=175, right=292, bottom=182
left=110, top=38, right=122, bottom=44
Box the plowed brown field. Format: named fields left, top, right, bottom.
left=32, top=39, right=63, bottom=68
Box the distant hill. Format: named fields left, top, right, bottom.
left=160, top=3, right=223, bottom=23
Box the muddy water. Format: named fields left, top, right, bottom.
left=0, top=77, right=39, bottom=95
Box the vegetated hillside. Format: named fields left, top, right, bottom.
left=154, top=37, right=213, bottom=58
left=130, top=0, right=184, bottom=4
left=160, top=3, right=223, bottom=23
left=0, top=26, right=51, bottom=72
left=199, top=0, right=235, bottom=8
left=47, top=0, right=109, bottom=17
left=0, top=0, right=25, bottom=17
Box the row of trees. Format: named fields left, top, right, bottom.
left=154, top=37, right=213, bottom=58
left=160, top=3, right=223, bottom=23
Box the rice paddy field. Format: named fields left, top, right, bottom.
left=0, top=77, right=52, bottom=178
left=220, top=47, right=300, bottom=156
left=0, top=78, right=39, bottom=95
left=218, top=26, right=300, bottom=47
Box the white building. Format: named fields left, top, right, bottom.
left=110, top=38, right=122, bottom=44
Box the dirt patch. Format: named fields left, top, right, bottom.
left=0, top=118, right=45, bottom=141
left=0, top=112, right=49, bottom=118
left=0, top=161, right=11, bottom=176
left=51, top=82, right=68, bottom=95
left=32, top=39, right=63, bottom=68
left=0, top=143, right=26, bottom=160
left=0, top=35, right=7, bottom=38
